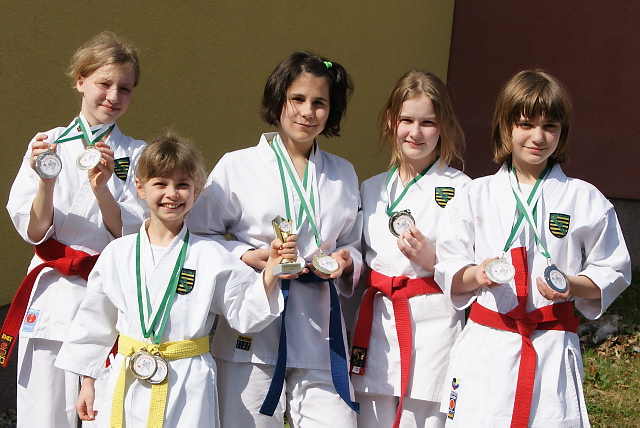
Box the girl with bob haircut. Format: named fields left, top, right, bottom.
left=5, top=31, right=147, bottom=427
left=351, top=70, right=469, bottom=428
left=435, top=70, right=631, bottom=427
left=188, top=51, right=362, bottom=427
left=56, top=133, right=286, bottom=427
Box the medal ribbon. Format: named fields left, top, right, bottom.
left=270, top=135, right=323, bottom=250
left=136, top=228, right=189, bottom=344
left=501, top=165, right=551, bottom=258
left=52, top=114, right=115, bottom=146
left=384, top=158, right=439, bottom=217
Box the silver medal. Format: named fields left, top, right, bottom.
left=544, top=264, right=569, bottom=293
left=146, top=354, right=168, bottom=385
left=76, top=147, right=102, bottom=170
left=35, top=150, right=63, bottom=179
left=129, top=349, right=157, bottom=380
left=313, top=253, right=339, bottom=275
left=485, top=257, right=516, bottom=284
left=389, top=210, right=415, bottom=237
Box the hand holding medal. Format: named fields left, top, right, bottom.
left=31, top=135, right=62, bottom=179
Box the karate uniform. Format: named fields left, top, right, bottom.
left=55, top=223, right=283, bottom=427
left=353, top=162, right=469, bottom=427
left=6, top=122, right=146, bottom=427
left=435, top=164, right=631, bottom=427
left=187, top=132, right=363, bottom=427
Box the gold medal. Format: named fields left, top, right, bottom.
left=146, top=354, right=169, bottom=385
left=312, top=253, right=339, bottom=275
left=129, top=349, right=157, bottom=380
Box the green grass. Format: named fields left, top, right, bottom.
left=582, top=269, right=640, bottom=427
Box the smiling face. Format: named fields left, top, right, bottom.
left=396, top=94, right=440, bottom=171
left=136, top=173, right=198, bottom=232
left=510, top=114, right=561, bottom=179
left=76, top=63, right=135, bottom=126
left=278, top=72, right=330, bottom=151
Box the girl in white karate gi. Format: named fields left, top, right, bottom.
left=435, top=70, right=631, bottom=427
left=5, top=32, right=147, bottom=427
left=350, top=70, right=469, bottom=428
left=187, top=51, right=362, bottom=427
left=56, top=134, right=288, bottom=427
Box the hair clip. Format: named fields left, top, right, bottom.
left=324, top=61, right=332, bottom=69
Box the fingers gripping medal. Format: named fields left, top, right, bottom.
left=313, top=252, right=339, bottom=275
left=485, top=257, right=516, bottom=284
left=76, top=147, right=103, bottom=170
left=272, top=216, right=303, bottom=276
left=544, top=264, right=569, bottom=293
left=389, top=209, right=415, bottom=238
left=35, top=150, right=63, bottom=179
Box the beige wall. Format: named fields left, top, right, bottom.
left=0, top=1, right=455, bottom=304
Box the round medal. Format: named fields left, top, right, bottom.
left=76, top=147, right=102, bottom=170
left=485, top=258, right=516, bottom=284
left=544, top=264, right=569, bottom=293
left=146, top=354, right=168, bottom=385
left=35, top=150, right=63, bottom=179
left=313, top=253, right=339, bottom=275
left=129, top=350, right=157, bottom=380
left=389, top=210, right=415, bottom=237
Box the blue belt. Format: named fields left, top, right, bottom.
left=259, top=272, right=360, bottom=415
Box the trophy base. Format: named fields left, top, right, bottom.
left=273, top=262, right=303, bottom=276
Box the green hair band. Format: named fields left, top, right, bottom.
left=324, top=61, right=332, bottom=69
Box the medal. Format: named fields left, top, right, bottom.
left=389, top=209, right=415, bottom=237
left=544, top=264, right=569, bottom=293
left=76, top=147, right=102, bottom=170
left=34, top=150, right=62, bottom=179
left=146, top=354, right=169, bottom=385
left=485, top=257, right=516, bottom=284
left=129, top=349, right=157, bottom=380
left=313, top=253, right=339, bottom=275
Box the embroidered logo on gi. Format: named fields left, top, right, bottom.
left=236, top=335, right=252, bottom=351
left=435, top=187, right=455, bottom=208
left=549, top=213, right=570, bottom=238
left=176, top=268, right=196, bottom=295
left=114, top=157, right=130, bottom=181
left=349, top=346, right=367, bottom=375
left=447, top=378, right=460, bottom=419
left=21, top=309, right=40, bottom=333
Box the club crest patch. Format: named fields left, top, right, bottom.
left=435, top=187, right=455, bottom=208
left=21, top=309, right=40, bottom=333
left=549, top=213, right=570, bottom=238
left=114, top=157, right=130, bottom=181
left=176, top=268, right=196, bottom=294
left=236, top=335, right=252, bottom=351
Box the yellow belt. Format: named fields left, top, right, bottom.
left=111, top=334, right=210, bottom=428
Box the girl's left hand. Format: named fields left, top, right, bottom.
left=397, top=226, right=435, bottom=272
left=536, top=277, right=570, bottom=301
left=309, top=248, right=353, bottom=280
left=88, top=141, right=115, bottom=192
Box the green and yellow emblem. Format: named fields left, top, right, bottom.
left=114, top=157, right=130, bottom=181
left=435, top=187, right=455, bottom=208
left=177, top=268, right=196, bottom=294
left=549, top=213, right=570, bottom=238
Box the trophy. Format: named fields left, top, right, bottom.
left=272, top=216, right=303, bottom=276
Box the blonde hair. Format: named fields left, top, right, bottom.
left=492, top=70, right=572, bottom=164
left=68, top=31, right=140, bottom=86
left=379, top=70, right=465, bottom=169
left=136, top=132, right=207, bottom=192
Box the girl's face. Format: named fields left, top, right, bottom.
left=76, top=63, right=135, bottom=126
left=396, top=95, right=439, bottom=169
left=136, top=172, right=198, bottom=230
left=279, top=72, right=330, bottom=148
left=510, top=114, right=561, bottom=174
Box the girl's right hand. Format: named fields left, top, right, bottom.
left=76, top=377, right=97, bottom=421
left=29, top=134, right=57, bottom=179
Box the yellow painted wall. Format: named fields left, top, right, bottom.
left=0, top=1, right=456, bottom=304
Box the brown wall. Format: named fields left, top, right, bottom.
left=0, top=1, right=456, bottom=304
left=447, top=1, right=640, bottom=199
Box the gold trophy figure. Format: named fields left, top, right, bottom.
left=272, top=216, right=303, bottom=276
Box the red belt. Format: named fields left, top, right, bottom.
left=0, top=238, right=99, bottom=367
left=350, top=269, right=442, bottom=428
left=468, top=247, right=580, bottom=428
